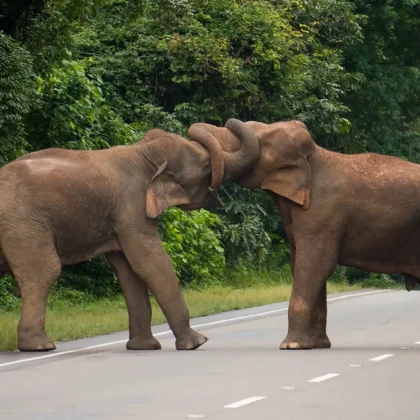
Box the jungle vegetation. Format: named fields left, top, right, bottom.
left=1, top=0, right=418, bottom=308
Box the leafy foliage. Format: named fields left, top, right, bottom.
left=0, top=0, right=46, bottom=37
left=0, top=33, right=35, bottom=164
left=2, top=0, right=419, bottom=306
left=341, top=0, right=420, bottom=159
left=0, top=276, right=19, bottom=310
left=58, top=257, right=120, bottom=298
left=159, top=208, right=225, bottom=286
left=26, top=59, right=136, bottom=151
left=216, top=184, right=282, bottom=267
left=73, top=0, right=362, bottom=133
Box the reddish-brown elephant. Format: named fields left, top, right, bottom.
left=0, top=119, right=259, bottom=352
left=188, top=119, right=420, bottom=350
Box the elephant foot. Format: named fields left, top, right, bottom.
left=280, top=333, right=313, bottom=350
left=126, top=335, right=162, bottom=350
left=311, top=334, right=331, bottom=349
left=18, top=333, right=56, bottom=352
left=175, top=330, right=208, bottom=350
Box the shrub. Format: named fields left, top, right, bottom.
left=25, top=58, right=137, bottom=152
left=0, top=32, right=35, bottom=165
left=0, top=276, right=19, bottom=310
left=159, top=207, right=225, bottom=286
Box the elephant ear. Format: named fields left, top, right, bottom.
left=261, top=152, right=312, bottom=209
left=146, top=161, right=190, bottom=218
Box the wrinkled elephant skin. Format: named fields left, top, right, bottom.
left=0, top=120, right=259, bottom=352
left=189, top=119, right=420, bottom=350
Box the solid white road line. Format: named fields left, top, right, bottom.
left=0, top=289, right=392, bottom=369
left=369, top=354, right=394, bottom=362
left=307, top=373, right=340, bottom=383
left=224, top=396, right=266, bottom=409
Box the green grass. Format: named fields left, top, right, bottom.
left=0, top=280, right=382, bottom=352
left=0, top=266, right=403, bottom=351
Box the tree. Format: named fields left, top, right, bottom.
left=0, top=0, right=46, bottom=37
left=341, top=0, right=420, bottom=160
left=0, top=32, right=35, bottom=165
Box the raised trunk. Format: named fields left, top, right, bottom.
left=223, top=119, right=260, bottom=180
left=185, top=126, right=224, bottom=190
left=141, top=127, right=225, bottom=190
left=188, top=119, right=259, bottom=182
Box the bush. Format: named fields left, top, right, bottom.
left=0, top=32, right=35, bottom=165
left=216, top=184, right=282, bottom=268
left=0, top=276, right=19, bottom=310
left=159, top=207, right=225, bottom=286
left=57, top=256, right=120, bottom=298
left=25, top=58, right=137, bottom=152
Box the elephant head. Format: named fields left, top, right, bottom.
left=188, top=119, right=315, bottom=209
left=140, top=119, right=260, bottom=217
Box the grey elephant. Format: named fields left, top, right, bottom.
left=188, top=119, right=420, bottom=350
left=0, top=119, right=259, bottom=352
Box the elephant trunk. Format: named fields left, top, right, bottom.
left=186, top=125, right=225, bottom=190
left=223, top=119, right=259, bottom=181
left=188, top=119, right=259, bottom=183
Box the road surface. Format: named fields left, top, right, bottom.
left=1, top=289, right=419, bottom=419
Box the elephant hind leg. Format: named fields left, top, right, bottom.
left=2, top=235, right=61, bottom=351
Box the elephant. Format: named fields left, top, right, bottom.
left=188, top=119, right=420, bottom=350
left=0, top=118, right=259, bottom=352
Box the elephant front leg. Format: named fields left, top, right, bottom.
left=105, top=252, right=161, bottom=350
left=309, top=284, right=331, bottom=348
left=280, top=241, right=337, bottom=350
left=117, top=228, right=208, bottom=350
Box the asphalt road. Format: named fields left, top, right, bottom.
left=1, top=289, right=420, bottom=420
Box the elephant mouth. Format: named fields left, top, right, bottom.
left=178, top=189, right=222, bottom=211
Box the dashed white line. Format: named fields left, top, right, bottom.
left=224, top=396, right=266, bottom=409
left=0, top=289, right=392, bottom=369
left=282, top=386, right=296, bottom=391
left=350, top=364, right=361, bottom=367
left=369, top=354, right=394, bottom=362
left=187, top=415, right=204, bottom=419
left=308, top=373, right=340, bottom=383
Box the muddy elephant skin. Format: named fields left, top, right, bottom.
left=0, top=119, right=259, bottom=352
left=189, top=119, right=420, bottom=350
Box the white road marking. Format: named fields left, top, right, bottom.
left=415, top=341, right=420, bottom=345
left=187, top=415, right=204, bottom=419
left=400, top=346, right=410, bottom=350
left=282, top=387, right=296, bottom=391
left=307, top=373, right=340, bottom=383
left=224, top=396, right=266, bottom=409
left=0, top=289, right=391, bottom=369
left=369, top=354, right=394, bottom=362
left=350, top=364, right=361, bottom=367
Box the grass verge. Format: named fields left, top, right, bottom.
left=0, top=278, right=386, bottom=352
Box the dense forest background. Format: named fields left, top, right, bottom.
left=1, top=0, right=418, bottom=305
